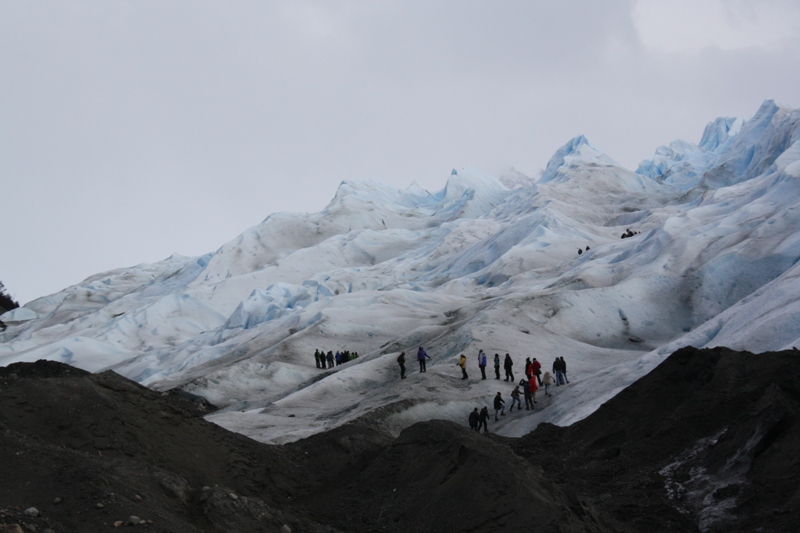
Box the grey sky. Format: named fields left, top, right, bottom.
left=2, top=0, right=800, bottom=305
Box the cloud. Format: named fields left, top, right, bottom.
left=632, top=0, right=800, bottom=53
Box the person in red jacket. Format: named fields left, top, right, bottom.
left=528, top=376, right=538, bottom=405
left=531, top=357, right=542, bottom=386
left=522, top=378, right=534, bottom=410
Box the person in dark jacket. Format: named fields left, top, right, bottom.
left=503, top=353, right=514, bottom=382
left=397, top=351, right=407, bottom=379
left=494, top=353, right=501, bottom=379
left=326, top=351, right=334, bottom=368
left=417, top=346, right=431, bottom=373
left=493, top=392, right=506, bottom=420
left=553, top=357, right=565, bottom=385
left=478, top=406, right=490, bottom=433
left=510, top=385, right=522, bottom=412
left=468, top=408, right=479, bottom=431
left=560, top=356, right=570, bottom=383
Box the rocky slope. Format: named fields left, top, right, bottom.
left=2, top=346, right=798, bottom=532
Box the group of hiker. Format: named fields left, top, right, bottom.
left=468, top=374, right=551, bottom=434
left=469, top=384, right=540, bottom=433
left=396, top=347, right=570, bottom=388
left=463, top=349, right=521, bottom=382
left=314, top=349, right=359, bottom=369
left=470, top=386, right=537, bottom=433
left=391, top=348, right=571, bottom=433
left=468, top=355, right=571, bottom=433
left=313, top=343, right=570, bottom=433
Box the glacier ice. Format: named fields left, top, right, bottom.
left=3, top=100, right=800, bottom=444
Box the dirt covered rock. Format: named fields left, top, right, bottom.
left=1, top=348, right=799, bottom=532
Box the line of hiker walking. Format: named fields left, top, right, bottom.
left=393, top=346, right=571, bottom=433
left=395, top=347, right=570, bottom=389
left=468, top=368, right=558, bottom=433
left=468, top=377, right=547, bottom=434
left=470, top=350, right=518, bottom=382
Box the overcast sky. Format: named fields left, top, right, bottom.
left=2, top=0, right=800, bottom=305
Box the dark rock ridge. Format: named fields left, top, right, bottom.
left=1, top=347, right=798, bottom=532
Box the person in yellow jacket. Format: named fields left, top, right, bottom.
left=457, top=353, right=468, bottom=380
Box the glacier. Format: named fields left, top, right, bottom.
left=2, top=100, right=800, bottom=444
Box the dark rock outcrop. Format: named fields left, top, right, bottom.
left=1, top=348, right=798, bottom=532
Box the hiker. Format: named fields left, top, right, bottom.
left=494, top=353, right=501, bottom=379
left=542, top=371, right=554, bottom=397
left=528, top=375, right=538, bottom=404
left=478, top=406, right=490, bottom=433
left=314, top=349, right=321, bottom=368
left=524, top=358, right=533, bottom=379
left=457, top=353, right=468, bottom=380
left=478, top=349, right=487, bottom=380
left=510, top=385, right=522, bottom=412
left=335, top=351, right=342, bottom=366
left=326, top=351, right=334, bottom=368
left=553, top=357, right=566, bottom=386
left=522, top=378, right=534, bottom=410
left=504, top=353, right=514, bottom=382
left=397, top=351, right=407, bottom=379
left=494, top=392, right=506, bottom=420
left=469, top=408, right=479, bottom=431
left=560, top=356, right=570, bottom=383
left=417, top=346, right=431, bottom=373
left=531, top=357, right=542, bottom=386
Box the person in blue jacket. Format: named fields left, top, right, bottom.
left=417, top=346, right=431, bottom=373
